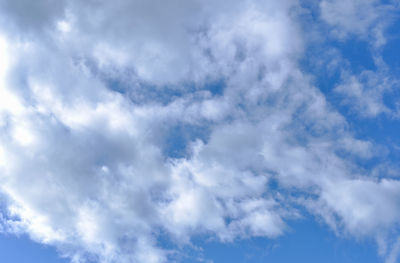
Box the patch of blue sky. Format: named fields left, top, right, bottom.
left=177, top=214, right=381, bottom=263
left=0, top=207, right=383, bottom=263
left=0, top=234, right=68, bottom=263
left=163, top=123, right=211, bottom=159
left=335, top=38, right=377, bottom=71
left=382, top=18, right=400, bottom=71
left=300, top=35, right=377, bottom=94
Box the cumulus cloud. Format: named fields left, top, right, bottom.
left=0, top=0, right=399, bottom=263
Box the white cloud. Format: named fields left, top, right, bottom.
left=319, top=0, right=396, bottom=46
left=0, top=0, right=399, bottom=263
left=334, top=69, right=393, bottom=117
left=316, top=179, right=400, bottom=236
left=320, top=0, right=379, bottom=36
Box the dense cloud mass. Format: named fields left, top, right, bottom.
left=0, top=0, right=399, bottom=262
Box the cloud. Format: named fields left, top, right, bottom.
left=334, top=69, right=392, bottom=117
left=319, top=0, right=397, bottom=46
left=309, top=179, right=400, bottom=235
left=0, top=0, right=399, bottom=263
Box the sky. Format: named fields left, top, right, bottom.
left=0, top=0, right=400, bottom=263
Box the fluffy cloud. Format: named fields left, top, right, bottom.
left=0, top=0, right=399, bottom=263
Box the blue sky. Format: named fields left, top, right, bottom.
left=0, top=215, right=382, bottom=263
left=0, top=0, right=400, bottom=263
left=0, top=234, right=68, bottom=263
